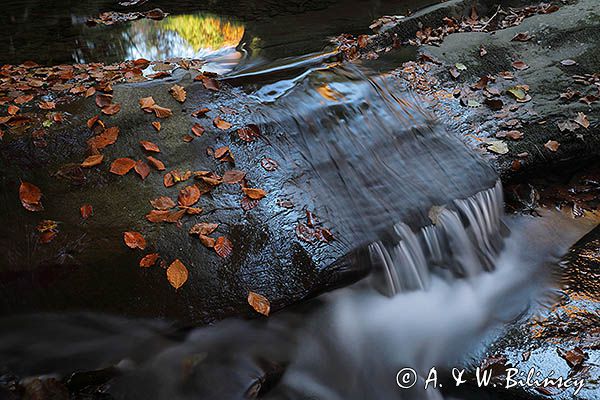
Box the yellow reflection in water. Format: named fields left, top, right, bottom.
left=160, top=14, right=245, bottom=51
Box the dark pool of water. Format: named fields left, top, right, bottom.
left=0, top=0, right=435, bottom=66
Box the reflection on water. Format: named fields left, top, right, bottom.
left=120, top=13, right=245, bottom=63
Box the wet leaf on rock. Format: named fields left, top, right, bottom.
left=241, top=196, right=259, bottom=211
left=80, top=204, right=93, bottom=219
left=237, top=125, right=260, bottom=142
left=147, top=156, right=166, bottom=171
left=39, top=101, right=56, bottom=110
left=81, top=154, right=104, bottom=168
left=134, top=160, right=150, bottom=180
left=511, top=60, right=529, bottom=70
left=124, top=231, right=146, bottom=250
left=248, top=291, right=270, bottom=316
left=574, top=112, right=590, bottom=129
left=214, top=146, right=234, bottom=162
left=557, top=347, right=587, bottom=369
left=110, top=157, right=136, bottom=175
left=169, top=84, right=187, bottom=103
left=191, top=123, right=205, bottom=137
left=150, top=104, right=173, bottom=118
left=222, top=170, right=246, bottom=184
left=37, top=220, right=59, bottom=243
left=19, top=181, right=43, bottom=212
left=242, top=188, right=266, bottom=200
left=261, top=158, right=279, bottom=171
left=191, top=107, right=210, bottom=117
left=189, top=222, right=218, bottom=236
left=139, top=96, right=156, bottom=109
left=152, top=121, right=161, bottom=131
left=8, top=105, right=19, bottom=115
left=544, top=140, right=560, bottom=152
left=178, top=185, right=201, bottom=207
left=511, top=31, right=531, bottom=41
left=486, top=140, right=509, bottom=155
left=95, top=93, right=113, bottom=108
left=151, top=196, right=175, bottom=210
left=140, top=140, right=160, bottom=152
left=213, top=116, right=232, bottom=130
left=101, top=103, right=121, bottom=116
left=166, top=259, right=188, bottom=289
left=140, top=253, right=159, bottom=268
left=214, top=236, right=233, bottom=258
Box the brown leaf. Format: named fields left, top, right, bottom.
left=85, top=87, right=96, bottom=98
left=178, top=185, right=201, bottom=207
left=134, top=160, right=150, bottom=180
left=511, top=60, right=529, bottom=70
left=147, top=156, right=166, bottom=171
left=214, top=236, right=233, bottom=258
left=140, top=140, right=160, bottom=152
left=213, top=116, right=232, bottom=130
left=139, top=96, right=156, bottom=109
left=166, top=259, right=188, bottom=289
left=182, top=134, right=194, bottom=142
left=86, top=115, right=102, bottom=129
left=574, top=112, right=590, bottom=129
left=80, top=204, right=93, bottom=219
left=248, top=291, right=270, bottom=316
left=191, top=123, right=205, bottom=137
left=184, top=207, right=203, bottom=215
left=81, top=154, right=104, bottom=168
left=53, top=112, right=64, bottom=123
left=152, top=121, right=161, bottom=131
left=95, top=93, right=113, bottom=108
left=191, top=107, right=210, bottom=117
left=511, top=31, right=531, bottom=42
left=169, top=84, right=187, bottom=103
left=260, top=158, right=278, bottom=171
left=189, top=222, right=219, bottom=236
left=201, top=76, right=220, bottom=91
left=19, top=182, right=43, bottom=212
left=124, top=231, right=146, bottom=250
left=151, top=196, right=176, bottom=210
left=241, top=196, right=259, bottom=211
left=237, top=125, right=260, bottom=142
left=14, top=94, right=34, bottom=104
left=110, top=157, right=136, bottom=175
left=198, top=235, right=216, bottom=248
left=242, top=187, right=267, bottom=200
left=101, top=103, right=121, bottom=115
left=140, top=253, right=159, bottom=268
left=544, top=140, right=560, bottom=152
left=150, top=104, right=172, bottom=118
left=222, top=170, right=246, bottom=184
left=214, top=146, right=234, bottom=162
left=39, top=101, right=56, bottom=110
left=8, top=105, right=19, bottom=115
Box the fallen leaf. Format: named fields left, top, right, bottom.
left=39, top=101, right=56, bottom=110
left=214, top=236, right=233, bottom=258
left=191, top=123, right=205, bottom=137
left=37, top=220, right=58, bottom=243
left=222, top=170, right=246, bottom=184
left=201, top=76, right=220, bottom=91
left=81, top=154, right=104, bottom=167
left=213, top=116, right=232, bottom=130
left=150, top=104, right=172, bottom=118
left=85, top=87, right=96, bottom=97
left=248, top=291, right=270, bottom=316
left=95, top=93, right=113, bottom=108
left=140, top=140, right=160, bottom=152
left=178, top=185, right=201, bottom=207
left=140, top=253, right=159, bottom=268
left=139, top=96, right=156, bottom=109
left=152, top=121, right=161, bottom=131
left=261, top=158, right=278, bottom=171
left=101, top=103, right=121, bottom=115
left=557, top=120, right=579, bottom=132
left=198, top=235, right=216, bottom=248
left=507, top=86, right=527, bottom=100
left=86, top=115, right=102, bottom=129
left=166, top=259, right=188, bottom=289
left=511, top=60, right=529, bottom=70
left=191, top=107, right=210, bottom=117
left=19, top=182, right=43, bottom=212
left=124, top=231, right=146, bottom=250
left=8, top=105, right=19, bottom=115
left=214, top=146, right=234, bottom=162
left=110, top=157, right=136, bottom=175
left=574, top=112, right=590, bottom=128
left=487, top=140, right=509, bottom=155
left=242, top=187, right=267, bottom=200
left=241, top=196, right=259, bottom=211
left=14, top=94, right=34, bottom=104
left=147, top=156, right=166, bottom=171
left=479, top=46, right=487, bottom=57
left=544, top=140, right=560, bottom=152
left=80, top=204, right=93, bottom=219
left=134, top=160, right=150, bottom=180
left=169, top=84, right=186, bottom=102
left=237, top=125, right=260, bottom=142
left=189, top=222, right=219, bottom=236
left=557, top=347, right=587, bottom=368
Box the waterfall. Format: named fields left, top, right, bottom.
left=370, top=180, right=505, bottom=296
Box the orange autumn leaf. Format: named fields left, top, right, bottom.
left=39, top=101, right=56, bottom=110
left=214, top=236, right=233, bottom=258
left=14, top=94, right=34, bottom=104
left=85, top=87, right=96, bottom=98
left=150, top=196, right=175, bottom=210
left=147, top=156, right=166, bottom=171
left=80, top=204, right=93, bottom=219
left=86, top=115, right=102, bottom=129
left=213, top=116, right=232, bottom=130
left=140, top=140, right=160, bottom=152
left=222, top=170, right=246, bottom=184
left=8, top=105, right=19, bottom=115
left=242, top=187, right=267, bottom=200
left=101, top=103, right=121, bottom=115
left=152, top=121, right=161, bottom=131
left=140, top=253, right=160, bottom=268
left=214, top=146, right=234, bottom=162
left=166, top=259, right=188, bottom=289
left=178, top=185, right=201, bottom=207
left=199, top=235, right=216, bottom=248
left=95, top=93, right=113, bottom=108
left=191, top=123, right=205, bottom=137
left=134, top=160, right=150, bottom=180
left=201, top=76, right=220, bottom=91
left=139, top=96, right=156, bottom=109
left=110, top=157, right=136, bottom=175
left=544, top=140, right=560, bottom=152
left=191, top=107, right=210, bottom=117
left=88, top=126, right=119, bottom=150
left=145, top=209, right=185, bottom=223
left=124, top=231, right=146, bottom=250
left=189, top=222, right=219, bottom=236
left=169, top=84, right=187, bottom=103
left=248, top=291, right=270, bottom=316
left=19, top=181, right=43, bottom=212
left=150, top=104, right=172, bottom=118
left=81, top=154, right=104, bottom=168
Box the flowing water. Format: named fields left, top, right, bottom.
left=0, top=1, right=596, bottom=399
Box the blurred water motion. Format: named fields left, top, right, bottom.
left=122, top=13, right=245, bottom=63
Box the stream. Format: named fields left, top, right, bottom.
left=0, top=1, right=596, bottom=399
